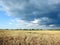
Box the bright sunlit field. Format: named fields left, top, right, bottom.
left=0, top=30, right=60, bottom=45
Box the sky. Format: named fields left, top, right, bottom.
left=0, top=0, right=60, bottom=29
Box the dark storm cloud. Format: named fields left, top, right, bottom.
left=1, top=0, right=60, bottom=27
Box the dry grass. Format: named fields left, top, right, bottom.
left=0, top=30, right=60, bottom=45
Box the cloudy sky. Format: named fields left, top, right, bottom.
left=0, top=0, right=60, bottom=29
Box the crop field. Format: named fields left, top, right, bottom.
left=0, top=30, right=60, bottom=45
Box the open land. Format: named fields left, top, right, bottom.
left=0, top=30, right=60, bottom=45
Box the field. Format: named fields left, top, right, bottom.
left=0, top=30, right=60, bottom=45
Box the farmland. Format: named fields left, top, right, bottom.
left=0, top=30, right=60, bottom=45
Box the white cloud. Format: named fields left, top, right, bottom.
left=31, top=19, right=40, bottom=24
left=9, top=19, right=41, bottom=29
left=9, top=22, right=12, bottom=25
left=49, top=24, right=55, bottom=27
left=7, top=18, right=57, bottom=29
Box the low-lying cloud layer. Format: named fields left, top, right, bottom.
left=0, top=0, right=60, bottom=29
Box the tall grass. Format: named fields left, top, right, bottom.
left=0, top=30, right=60, bottom=45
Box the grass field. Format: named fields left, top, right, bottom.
left=0, top=30, right=60, bottom=45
